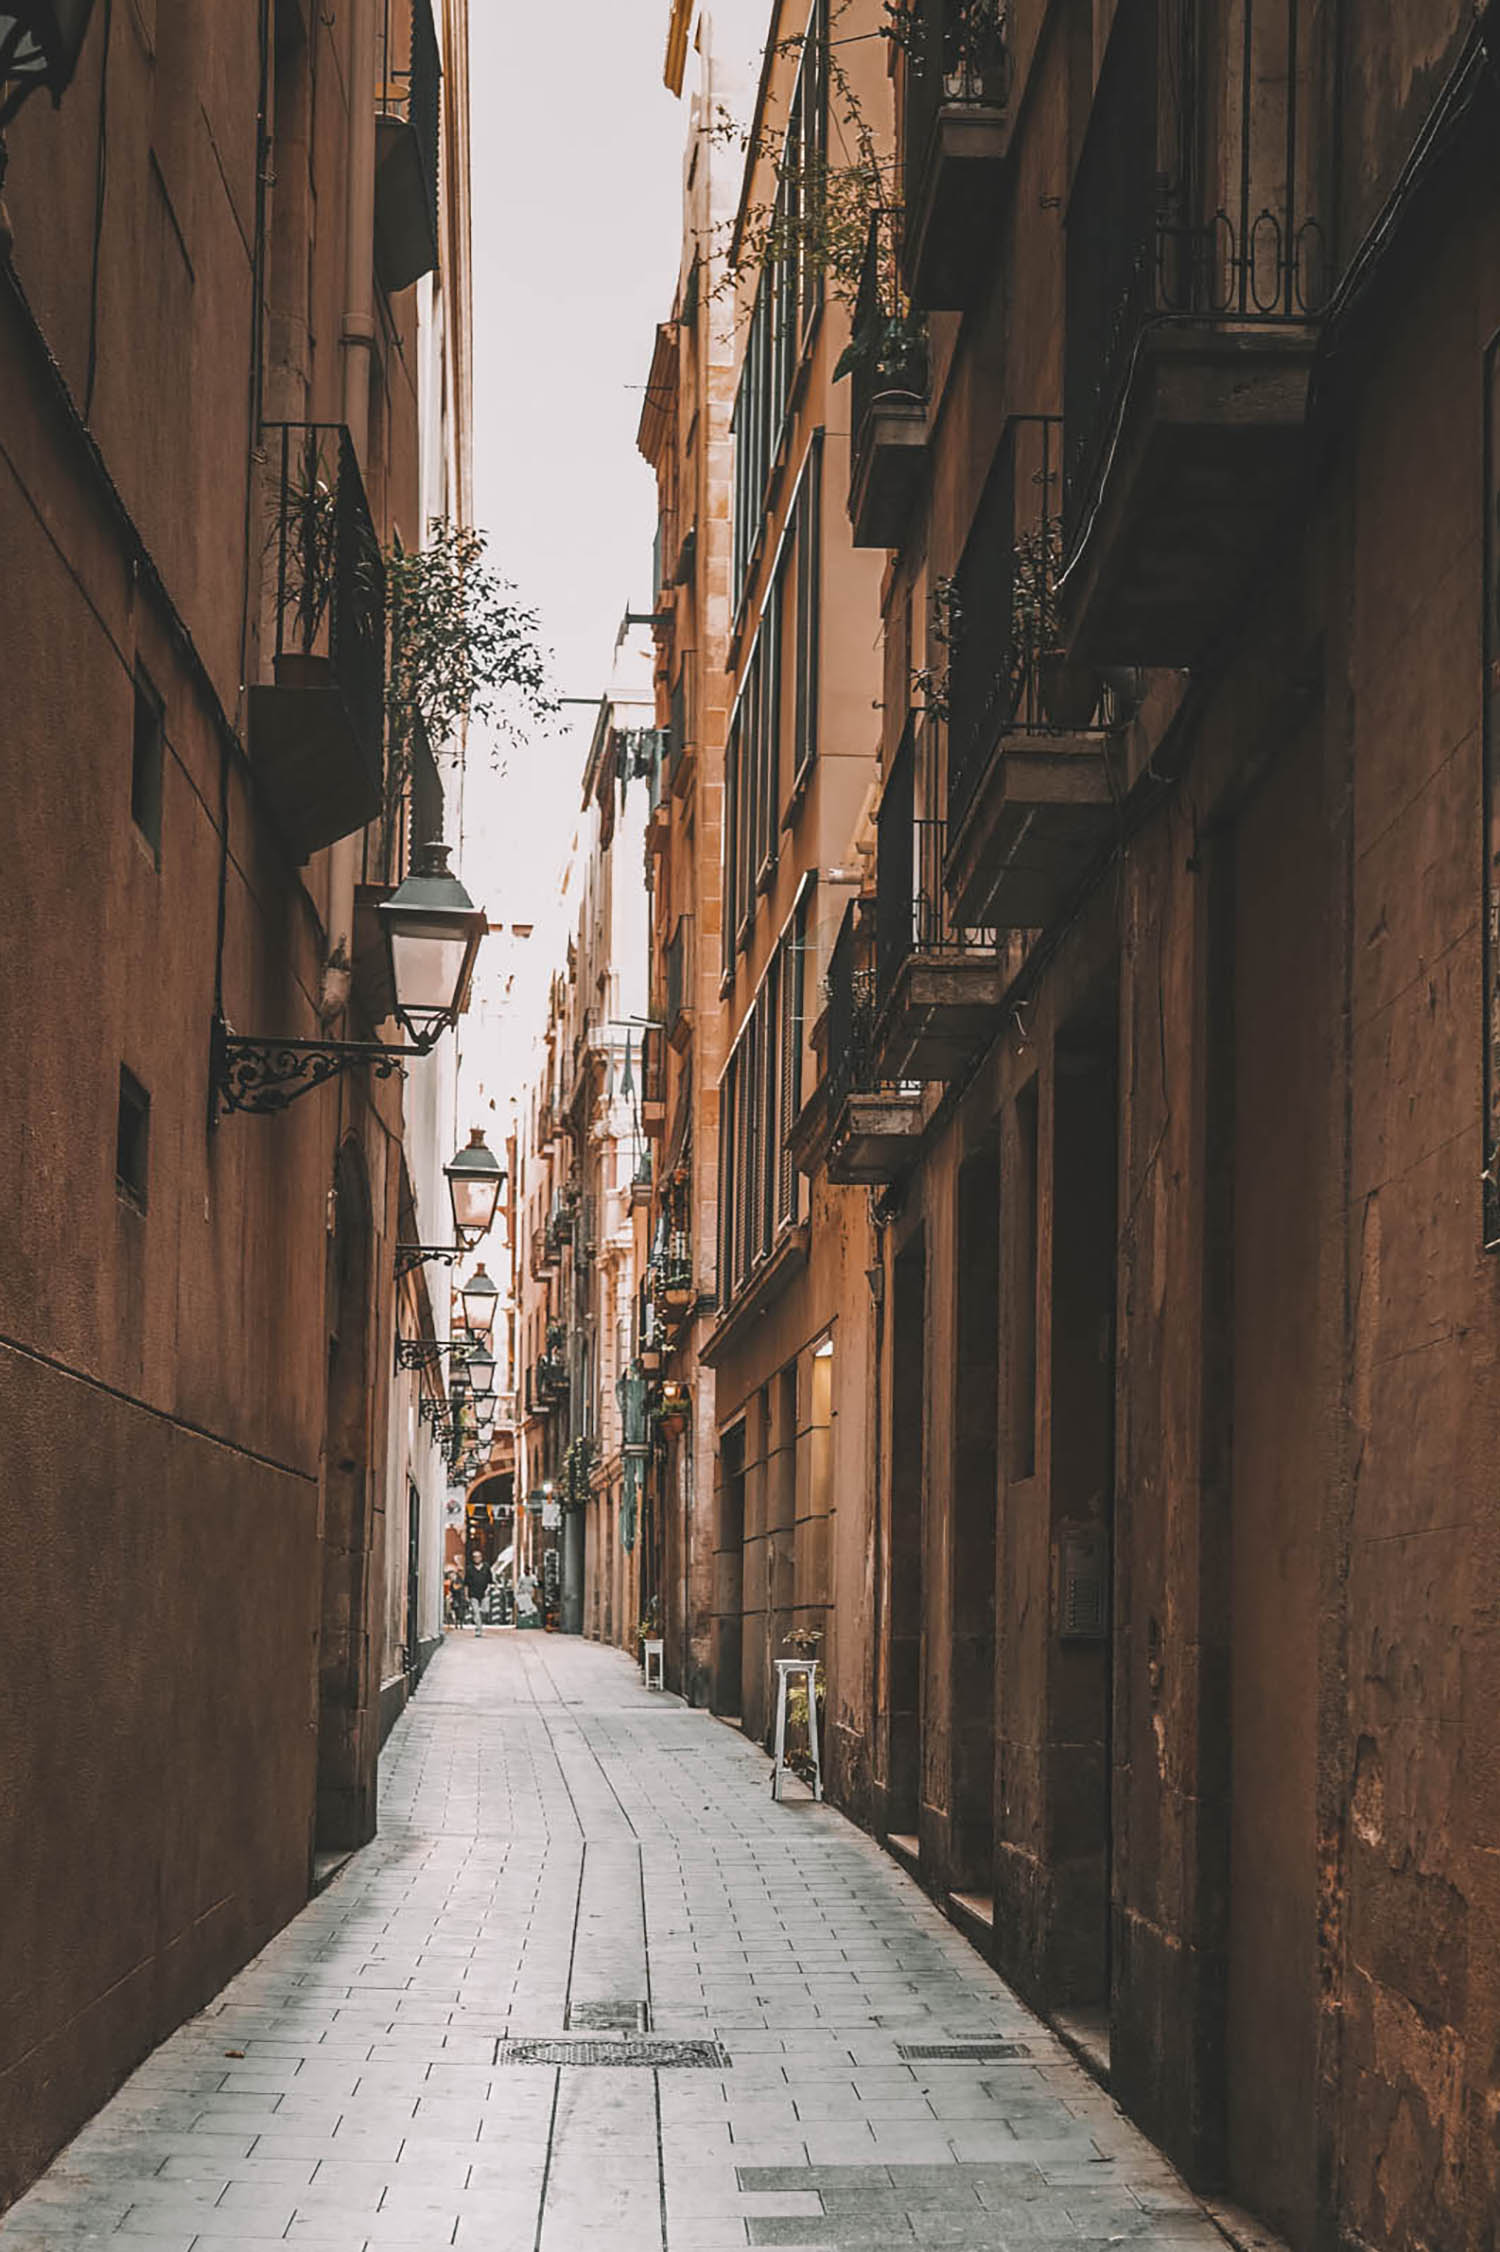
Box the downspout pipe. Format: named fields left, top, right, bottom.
left=325, top=0, right=380, bottom=1010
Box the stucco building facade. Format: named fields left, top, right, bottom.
left=624, top=2, right=1500, bottom=2246
left=0, top=0, right=475, bottom=2200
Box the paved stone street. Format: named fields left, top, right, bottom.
left=1, top=1635, right=1229, bottom=2251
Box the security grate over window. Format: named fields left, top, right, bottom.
left=500, top=2038, right=730, bottom=2069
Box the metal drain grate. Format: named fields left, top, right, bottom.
left=500, top=2038, right=730, bottom=2069
left=897, top=2041, right=1028, bottom=2062
left=568, top=2001, right=650, bottom=2032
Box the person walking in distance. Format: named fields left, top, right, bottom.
left=466, top=1545, right=492, bottom=1636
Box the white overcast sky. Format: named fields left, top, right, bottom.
left=463, top=3, right=687, bottom=921
left=448, top=1, right=696, bottom=1122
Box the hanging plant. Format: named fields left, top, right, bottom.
left=714, top=2, right=897, bottom=315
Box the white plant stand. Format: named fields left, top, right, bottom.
left=642, top=1637, right=665, bottom=1691
left=771, top=1656, right=822, bottom=1803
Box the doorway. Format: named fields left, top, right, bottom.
left=404, top=1479, right=421, bottom=1682
left=886, top=1232, right=926, bottom=1848
left=1223, top=733, right=1323, bottom=2245
left=1048, top=990, right=1119, bottom=2030
left=715, top=1422, right=746, bottom=1718
left=316, top=1141, right=377, bottom=1857
left=950, top=1146, right=1000, bottom=1907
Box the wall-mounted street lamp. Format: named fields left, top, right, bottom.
left=459, top=1263, right=498, bottom=1336
left=212, top=844, right=486, bottom=1120
left=1, top=3, right=98, bottom=130
left=467, top=1341, right=497, bottom=1397
left=445, top=1128, right=506, bottom=1245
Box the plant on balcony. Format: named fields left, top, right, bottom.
left=562, top=1435, right=596, bottom=1505
left=883, top=0, right=1011, bottom=105
left=1008, top=515, right=1097, bottom=729
left=383, top=519, right=556, bottom=867
left=911, top=574, right=961, bottom=722
left=832, top=303, right=927, bottom=395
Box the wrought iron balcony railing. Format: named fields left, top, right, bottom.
left=876, top=726, right=994, bottom=1013
left=947, top=415, right=1115, bottom=836
left=665, top=920, right=691, bottom=1037
left=823, top=900, right=882, bottom=1120
left=1063, top=0, right=1327, bottom=555
left=253, top=423, right=385, bottom=862
left=848, top=207, right=929, bottom=468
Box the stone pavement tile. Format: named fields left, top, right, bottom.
left=9, top=1636, right=1234, bottom=2252
left=1, top=2237, right=199, bottom=2252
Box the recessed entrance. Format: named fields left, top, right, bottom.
left=1047, top=989, right=1119, bottom=2028
left=714, top=1421, right=746, bottom=1719
left=885, top=1231, right=926, bottom=1842
left=950, top=1145, right=1000, bottom=1901
left=316, top=1141, right=378, bottom=1857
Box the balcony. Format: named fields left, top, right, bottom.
left=943, top=416, right=1121, bottom=931
left=665, top=918, right=692, bottom=1050
left=375, top=0, right=442, bottom=292
left=646, top=727, right=671, bottom=855
left=668, top=661, right=697, bottom=796
left=251, top=425, right=386, bottom=864
left=527, top=1352, right=568, bottom=1416
left=801, top=902, right=923, bottom=1186
left=899, top=0, right=1014, bottom=311
left=640, top=1025, right=667, bottom=1138
left=1060, top=0, right=1325, bottom=665
left=871, top=725, right=1007, bottom=1084
left=846, top=210, right=928, bottom=551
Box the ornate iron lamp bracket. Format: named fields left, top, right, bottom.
left=395, top=1335, right=481, bottom=1372
left=395, top=1244, right=463, bottom=1279
left=210, top=1014, right=440, bottom=1123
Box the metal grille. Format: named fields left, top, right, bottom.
left=897, top=2041, right=1027, bottom=2062
left=1059, top=1526, right=1109, bottom=1641
left=499, top=2038, right=730, bottom=2069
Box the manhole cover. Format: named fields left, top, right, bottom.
left=568, top=2001, right=649, bottom=2032
left=500, top=2038, right=730, bottom=2069
left=896, top=2041, right=1028, bottom=2061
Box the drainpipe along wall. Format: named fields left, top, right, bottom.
left=328, top=0, right=379, bottom=998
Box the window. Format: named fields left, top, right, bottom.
left=717, top=892, right=809, bottom=1307
left=1010, top=1077, right=1039, bottom=1479
left=791, top=430, right=822, bottom=793
left=116, top=1067, right=151, bottom=1213
left=723, top=437, right=823, bottom=972
left=730, top=1, right=827, bottom=611
left=131, top=667, right=164, bottom=862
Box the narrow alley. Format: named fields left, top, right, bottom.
left=1, top=1637, right=1224, bottom=2252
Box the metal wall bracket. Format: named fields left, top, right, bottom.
left=396, top=1244, right=463, bottom=1279
left=209, top=1014, right=438, bottom=1122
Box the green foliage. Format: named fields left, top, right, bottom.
left=382, top=517, right=554, bottom=868
left=911, top=574, right=962, bottom=722
left=718, top=3, right=894, bottom=315
left=387, top=518, right=555, bottom=754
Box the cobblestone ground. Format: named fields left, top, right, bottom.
left=1, top=1633, right=1229, bottom=2252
